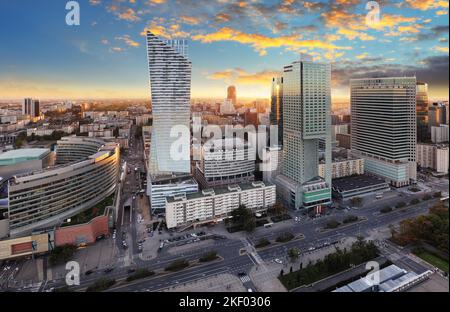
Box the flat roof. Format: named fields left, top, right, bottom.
left=332, top=174, right=388, bottom=192
left=0, top=148, right=50, bottom=165
left=166, top=181, right=274, bottom=203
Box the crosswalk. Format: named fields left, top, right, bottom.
left=239, top=275, right=251, bottom=283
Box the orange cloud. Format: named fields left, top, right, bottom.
left=192, top=27, right=351, bottom=56
left=405, top=0, right=448, bottom=10
left=115, top=35, right=140, bottom=47
left=207, top=68, right=280, bottom=86
left=117, top=8, right=140, bottom=22
left=141, top=22, right=189, bottom=39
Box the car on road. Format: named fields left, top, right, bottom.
left=127, top=268, right=136, bottom=274
left=237, top=272, right=246, bottom=277
left=274, top=258, right=283, bottom=264
left=247, top=288, right=253, bottom=292
left=85, top=270, right=94, bottom=275
left=104, top=267, right=114, bottom=273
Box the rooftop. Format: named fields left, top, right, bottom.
left=332, top=174, right=388, bottom=192
left=0, top=148, right=50, bottom=166
left=166, top=181, right=274, bottom=203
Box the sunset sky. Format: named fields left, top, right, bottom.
left=0, top=0, right=448, bottom=100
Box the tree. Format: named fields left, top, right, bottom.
left=288, top=248, right=299, bottom=263
left=230, top=205, right=256, bottom=233
left=326, top=219, right=340, bottom=229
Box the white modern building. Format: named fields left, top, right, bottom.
left=146, top=32, right=191, bottom=175
left=55, top=136, right=105, bottom=164
left=194, top=138, right=255, bottom=188
left=148, top=175, right=198, bottom=212
left=165, top=181, right=276, bottom=229
left=3, top=138, right=120, bottom=237
left=220, top=99, right=236, bottom=115
left=318, top=157, right=364, bottom=179
left=350, top=77, right=417, bottom=187
left=275, top=55, right=332, bottom=210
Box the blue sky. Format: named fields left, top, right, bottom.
left=0, top=0, right=448, bottom=100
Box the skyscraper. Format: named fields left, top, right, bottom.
left=350, top=77, right=417, bottom=187
left=275, top=55, right=332, bottom=211
left=227, top=85, right=237, bottom=107
left=270, top=76, right=283, bottom=146
left=146, top=32, right=191, bottom=175
left=23, top=98, right=40, bottom=117
left=416, top=82, right=429, bottom=142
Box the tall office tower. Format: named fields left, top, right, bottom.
left=22, top=98, right=32, bottom=115
left=146, top=32, right=191, bottom=175
left=275, top=55, right=332, bottom=211
left=350, top=77, right=417, bottom=187
left=270, top=76, right=283, bottom=146
left=227, top=85, right=237, bottom=107
left=416, top=82, right=429, bottom=142
left=23, top=98, right=40, bottom=117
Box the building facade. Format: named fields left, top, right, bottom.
left=350, top=77, right=417, bottom=187
left=165, top=181, right=276, bottom=229
left=270, top=76, right=283, bottom=146
left=194, top=138, right=255, bottom=188
left=146, top=32, right=191, bottom=175
left=22, top=98, right=40, bottom=118
left=55, top=136, right=105, bottom=164
left=431, top=124, right=449, bottom=143
left=416, top=82, right=429, bottom=142
left=276, top=56, right=332, bottom=210
left=417, top=143, right=449, bottom=173
left=5, top=140, right=119, bottom=237
left=318, top=157, right=364, bottom=179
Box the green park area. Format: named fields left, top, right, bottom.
left=415, top=251, right=449, bottom=273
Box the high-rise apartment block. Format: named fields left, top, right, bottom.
left=350, top=77, right=417, bottom=187
left=275, top=56, right=332, bottom=210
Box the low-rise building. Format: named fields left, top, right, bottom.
left=331, top=174, right=390, bottom=200
left=318, top=157, right=364, bottom=179
left=165, top=181, right=276, bottom=229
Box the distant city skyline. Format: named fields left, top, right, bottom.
left=0, top=0, right=448, bottom=100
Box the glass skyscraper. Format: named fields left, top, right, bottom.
left=275, top=55, right=332, bottom=211
left=270, top=76, right=283, bottom=146
left=350, top=77, right=417, bottom=187
left=146, top=32, right=191, bottom=176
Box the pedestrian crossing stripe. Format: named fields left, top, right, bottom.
left=240, top=275, right=251, bottom=283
